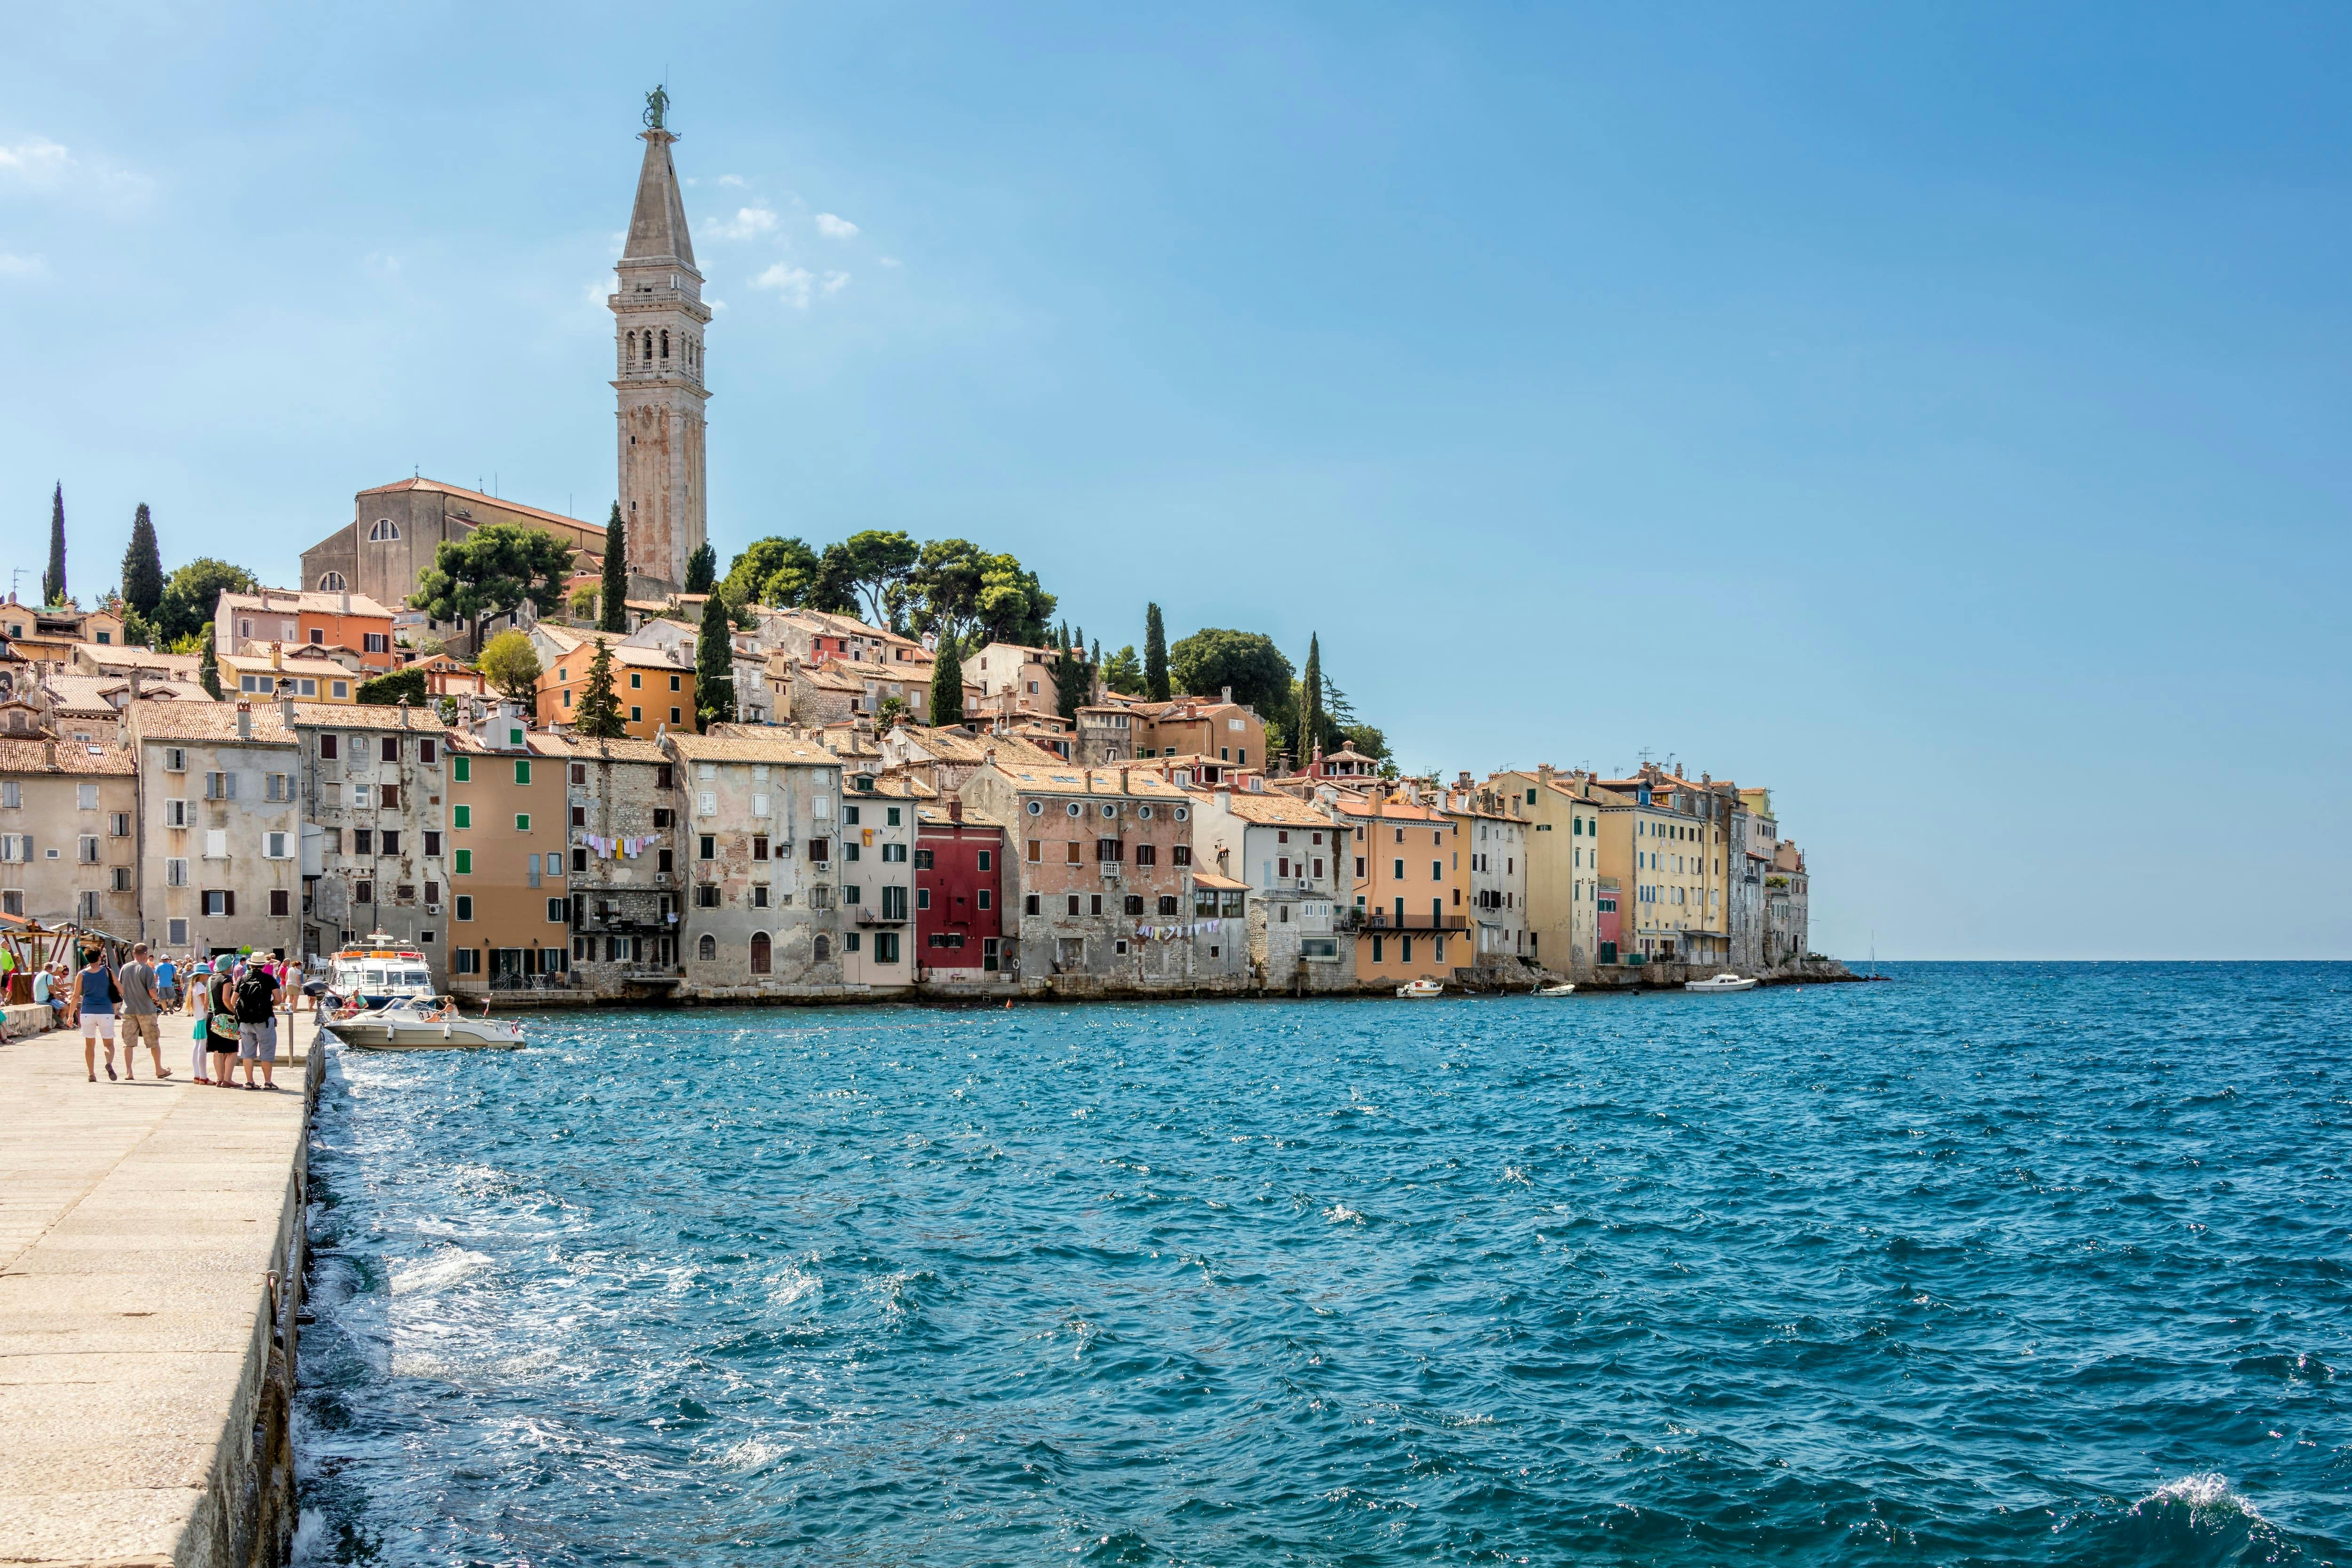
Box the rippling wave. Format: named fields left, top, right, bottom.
left=296, top=963, right=2352, bottom=1564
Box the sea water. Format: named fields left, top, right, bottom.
left=295, top=963, right=2352, bottom=1564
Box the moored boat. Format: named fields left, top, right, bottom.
left=327, top=995, right=525, bottom=1050
left=1396, top=978, right=1445, bottom=999
left=1536, top=982, right=1577, bottom=996
left=323, top=934, right=437, bottom=1009
left=1684, top=972, right=1759, bottom=993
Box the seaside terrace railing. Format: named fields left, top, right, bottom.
left=1335, top=909, right=1470, bottom=934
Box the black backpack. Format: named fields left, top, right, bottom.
left=235, top=970, right=277, bottom=1024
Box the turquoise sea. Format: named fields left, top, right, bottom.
left=296, top=963, right=2352, bottom=1564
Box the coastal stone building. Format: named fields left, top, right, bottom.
left=125, top=700, right=301, bottom=959
left=914, top=799, right=1007, bottom=984
left=665, top=729, right=845, bottom=995
left=0, top=734, right=138, bottom=931
left=1441, top=776, right=1532, bottom=971
left=1767, top=841, right=1811, bottom=966
left=1487, top=765, right=1605, bottom=978
left=546, top=732, right=679, bottom=995
left=289, top=702, right=451, bottom=977
left=1184, top=778, right=1348, bottom=992
left=445, top=714, right=576, bottom=988
left=301, top=479, right=609, bottom=632
left=837, top=771, right=917, bottom=988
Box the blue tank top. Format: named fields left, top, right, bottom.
left=79, top=967, right=114, bottom=1014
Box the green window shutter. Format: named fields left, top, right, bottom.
left=515, top=760, right=532, bottom=785
left=452, top=804, right=471, bottom=829
left=1526, top=788, right=1536, bottom=804
left=454, top=848, right=473, bottom=875
left=515, top=814, right=531, bottom=832
left=453, top=756, right=470, bottom=783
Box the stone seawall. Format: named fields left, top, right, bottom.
left=0, top=1010, right=317, bottom=1568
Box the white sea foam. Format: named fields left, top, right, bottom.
left=389, top=1247, right=492, bottom=1297
left=2137, top=1472, right=2265, bottom=1520
left=767, top=1262, right=822, bottom=1309
left=1502, top=1165, right=1532, bottom=1186
left=722, top=1436, right=790, bottom=1471
left=1324, top=1203, right=1365, bottom=1225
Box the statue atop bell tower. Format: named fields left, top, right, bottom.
left=611, top=87, right=708, bottom=589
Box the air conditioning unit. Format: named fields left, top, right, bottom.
left=425, top=903, right=442, bottom=914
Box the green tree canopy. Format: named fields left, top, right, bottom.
left=600, top=504, right=629, bottom=634
left=890, top=538, right=1058, bottom=650
left=1169, top=628, right=1294, bottom=715
left=1102, top=644, right=1144, bottom=695
left=694, top=593, right=736, bottom=730
left=411, top=524, right=575, bottom=651
left=355, top=668, right=426, bottom=707
left=43, top=484, right=66, bottom=606
left=817, top=529, right=920, bottom=629
left=198, top=626, right=222, bottom=699
left=929, top=629, right=964, bottom=727
left=153, top=557, right=259, bottom=649
left=1144, top=603, right=1169, bottom=701
left=683, top=542, right=716, bottom=595
left=718, top=536, right=823, bottom=609
left=572, top=638, right=627, bottom=738
left=478, top=629, right=543, bottom=705
left=121, top=504, right=164, bottom=621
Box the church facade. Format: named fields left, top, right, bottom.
left=302, top=93, right=710, bottom=612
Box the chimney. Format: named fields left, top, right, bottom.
left=43, top=736, right=55, bottom=769
left=279, top=695, right=294, bottom=732
left=1220, top=685, right=1232, bottom=704
left=1117, top=764, right=1130, bottom=796
left=127, top=669, right=141, bottom=703
left=236, top=702, right=252, bottom=741
left=1536, top=763, right=1556, bottom=788
left=947, top=796, right=963, bottom=822
left=340, top=590, right=351, bottom=616
left=1674, top=762, right=1684, bottom=779
left=270, top=641, right=283, bottom=670
left=398, top=697, right=411, bottom=729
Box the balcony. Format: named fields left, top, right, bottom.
left=854, top=907, right=909, bottom=927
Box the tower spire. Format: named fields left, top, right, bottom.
left=610, top=88, right=710, bottom=590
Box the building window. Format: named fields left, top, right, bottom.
left=548, top=897, right=567, bottom=923
left=367, top=518, right=399, bottom=541
left=453, top=756, right=471, bottom=782
left=873, top=932, right=899, bottom=964
left=453, top=947, right=479, bottom=974
left=750, top=931, right=771, bottom=974
left=453, top=849, right=472, bottom=874
left=696, top=884, right=720, bottom=907
left=454, top=894, right=473, bottom=920
left=812, top=935, right=830, bottom=961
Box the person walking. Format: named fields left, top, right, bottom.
left=233, top=959, right=283, bottom=1091
left=77, top=949, right=120, bottom=1083
left=207, top=963, right=242, bottom=1089
left=116, top=942, right=169, bottom=1081
left=153, top=951, right=179, bottom=1012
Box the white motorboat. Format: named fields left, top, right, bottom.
left=1536, top=982, right=1577, bottom=996
left=326, top=995, right=525, bottom=1050
left=1395, top=979, right=1445, bottom=999
left=1684, top=972, right=1759, bottom=993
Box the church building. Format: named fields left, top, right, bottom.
left=302, top=91, right=711, bottom=613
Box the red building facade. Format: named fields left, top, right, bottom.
left=915, top=803, right=1005, bottom=980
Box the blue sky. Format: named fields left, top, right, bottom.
left=5, top=3, right=2349, bottom=958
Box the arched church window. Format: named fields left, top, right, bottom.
left=367, top=518, right=399, bottom=542
left=318, top=572, right=347, bottom=592
left=643, top=333, right=653, bottom=363
left=660, top=330, right=670, bottom=358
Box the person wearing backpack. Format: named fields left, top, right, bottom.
left=208, top=963, right=245, bottom=1090
left=233, top=960, right=284, bottom=1091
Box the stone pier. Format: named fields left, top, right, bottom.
left=0, top=1006, right=318, bottom=1568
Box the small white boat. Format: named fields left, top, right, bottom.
left=1395, top=979, right=1445, bottom=999
left=327, top=995, right=526, bottom=1050
left=1684, top=972, right=1759, bottom=993
left=1536, top=982, right=1577, bottom=996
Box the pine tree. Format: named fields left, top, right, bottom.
left=43, top=484, right=66, bottom=606
left=694, top=592, right=735, bottom=731
left=1297, top=632, right=1324, bottom=768
left=600, top=502, right=629, bottom=633
left=121, top=504, right=163, bottom=620
left=929, top=630, right=963, bottom=727
left=572, top=638, right=627, bottom=739
left=684, top=542, right=715, bottom=595
left=198, top=625, right=222, bottom=699
left=1144, top=602, right=1169, bottom=701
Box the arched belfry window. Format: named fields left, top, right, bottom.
left=660, top=330, right=670, bottom=359
left=643, top=333, right=653, bottom=363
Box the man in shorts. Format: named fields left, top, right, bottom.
left=115, top=942, right=169, bottom=1081
left=78, top=950, right=120, bottom=1082
left=234, top=959, right=284, bottom=1091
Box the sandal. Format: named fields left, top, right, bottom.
left=105, top=1064, right=117, bottom=1082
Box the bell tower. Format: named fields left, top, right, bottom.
left=611, top=86, right=709, bottom=588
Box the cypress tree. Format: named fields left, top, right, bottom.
left=1144, top=603, right=1169, bottom=701
left=572, top=638, right=627, bottom=739
left=198, top=625, right=222, bottom=699
left=1297, top=632, right=1324, bottom=768
left=599, top=502, right=629, bottom=633
left=43, top=483, right=66, bottom=605
left=684, top=542, right=715, bottom=595
left=693, top=592, right=735, bottom=731
left=929, top=629, right=963, bottom=727
left=121, top=504, right=163, bottom=619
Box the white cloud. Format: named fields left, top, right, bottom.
left=879, top=255, right=903, bottom=269
left=822, top=271, right=850, bottom=295
left=582, top=278, right=612, bottom=311
left=752, top=262, right=812, bottom=307
left=0, top=135, right=149, bottom=202
left=708, top=204, right=780, bottom=241
left=717, top=174, right=747, bottom=188
left=814, top=212, right=859, bottom=240
left=0, top=251, right=46, bottom=276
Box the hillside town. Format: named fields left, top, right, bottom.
left=2, top=91, right=1816, bottom=1003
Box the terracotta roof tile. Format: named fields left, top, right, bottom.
left=0, top=737, right=136, bottom=775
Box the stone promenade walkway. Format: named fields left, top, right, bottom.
left=0, top=1006, right=316, bottom=1566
